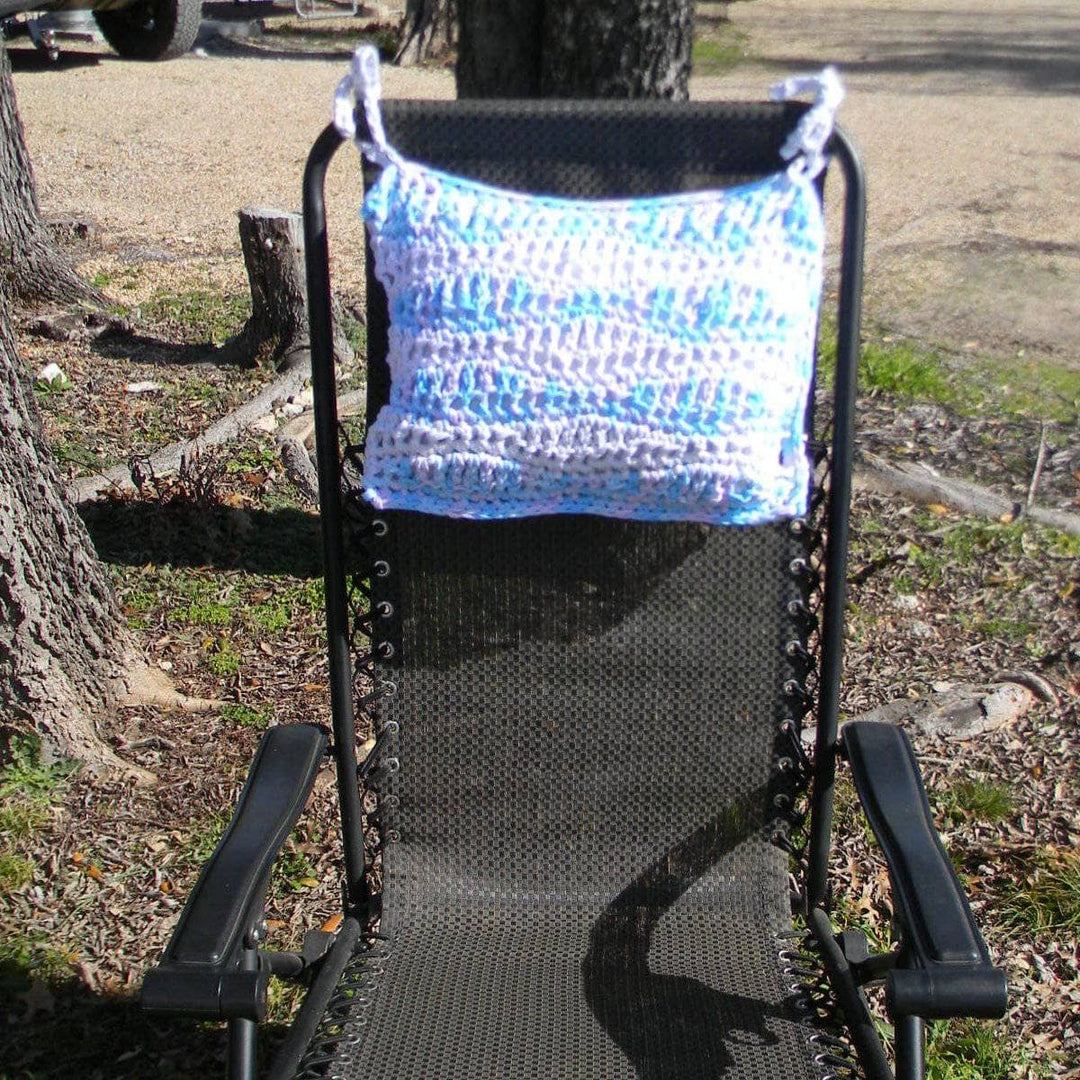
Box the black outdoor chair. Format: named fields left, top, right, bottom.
left=142, top=85, right=1007, bottom=1080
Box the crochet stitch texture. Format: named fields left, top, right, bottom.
left=335, top=49, right=841, bottom=526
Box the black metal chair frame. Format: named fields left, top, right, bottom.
left=142, top=97, right=1006, bottom=1080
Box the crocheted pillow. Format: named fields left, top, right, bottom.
left=334, top=49, right=842, bottom=526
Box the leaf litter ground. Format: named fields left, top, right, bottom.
left=3, top=265, right=1079, bottom=1080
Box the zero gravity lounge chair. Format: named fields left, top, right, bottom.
left=142, top=47, right=1007, bottom=1080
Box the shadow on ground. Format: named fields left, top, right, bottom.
left=777, top=40, right=1080, bottom=95
left=752, top=7, right=1080, bottom=95
left=0, top=970, right=216, bottom=1080
left=0, top=964, right=295, bottom=1080
left=90, top=328, right=223, bottom=369
left=80, top=498, right=324, bottom=576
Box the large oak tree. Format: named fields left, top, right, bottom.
left=0, top=45, right=100, bottom=305
left=1, top=43, right=149, bottom=774
left=457, top=0, right=694, bottom=98
left=0, top=1, right=694, bottom=772
left=397, top=0, right=694, bottom=98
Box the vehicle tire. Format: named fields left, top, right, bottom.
left=94, top=0, right=201, bottom=60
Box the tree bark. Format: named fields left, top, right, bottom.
left=396, top=0, right=457, bottom=66
left=218, top=207, right=351, bottom=372
left=457, top=0, right=693, bottom=99
left=0, top=293, right=145, bottom=773
left=0, top=42, right=101, bottom=307
left=456, top=0, right=544, bottom=97
left=541, top=0, right=694, bottom=99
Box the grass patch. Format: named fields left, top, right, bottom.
left=925, top=1019, right=1034, bottom=1080
left=0, top=801, right=48, bottom=840
left=180, top=810, right=233, bottom=868
left=273, top=845, right=318, bottom=893
left=964, top=351, right=1080, bottom=424
left=692, top=30, right=748, bottom=75
left=0, top=740, right=77, bottom=985
left=890, top=572, right=918, bottom=596
left=226, top=442, right=280, bottom=476
left=927, top=515, right=1080, bottom=566
left=48, top=434, right=117, bottom=475
left=88, top=265, right=142, bottom=295
left=220, top=703, right=274, bottom=728
left=204, top=635, right=242, bottom=677
left=1, top=737, right=79, bottom=800
left=340, top=314, right=367, bottom=355
left=0, top=930, right=78, bottom=985
left=137, top=569, right=323, bottom=636
left=174, top=599, right=233, bottom=627
left=693, top=7, right=748, bottom=76
left=974, top=614, right=1036, bottom=642
left=818, top=322, right=1080, bottom=425
left=154, top=570, right=241, bottom=629
left=937, top=519, right=1025, bottom=562
left=249, top=601, right=291, bottom=633
left=860, top=337, right=955, bottom=402
left=0, top=851, right=34, bottom=891
left=141, top=289, right=249, bottom=346
left=934, top=778, right=1014, bottom=826
left=998, top=847, right=1080, bottom=938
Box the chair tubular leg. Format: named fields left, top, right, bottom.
left=265, top=918, right=363, bottom=1080
left=227, top=1018, right=257, bottom=1080
left=227, top=947, right=260, bottom=1080
left=895, top=1015, right=926, bottom=1080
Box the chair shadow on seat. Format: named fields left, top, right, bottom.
left=583, top=796, right=795, bottom=1080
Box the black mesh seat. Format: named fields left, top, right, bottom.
left=318, top=516, right=814, bottom=1080
left=141, top=94, right=1008, bottom=1080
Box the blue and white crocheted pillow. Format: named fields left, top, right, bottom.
left=334, top=49, right=842, bottom=526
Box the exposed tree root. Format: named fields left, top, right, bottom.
left=802, top=672, right=1054, bottom=747
left=856, top=451, right=1080, bottom=536
left=69, top=365, right=310, bottom=504
left=120, top=663, right=226, bottom=714
left=274, top=389, right=365, bottom=506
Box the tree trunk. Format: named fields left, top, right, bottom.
left=541, top=0, right=693, bottom=99
left=0, top=42, right=101, bottom=307
left=396, top=0, right=457, bottom=66
left=456, top=0, right=544, bottom=97
left=218, top=207, right=351, bottom=372
left=457, top=0, right=693, bottom=99
left=0, top=292, right=142, bottom=774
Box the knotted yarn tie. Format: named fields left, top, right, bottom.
left=770, top=66, right=844, bottom=180
left=333, top=44, right=402, bottom=168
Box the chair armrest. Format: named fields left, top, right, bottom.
left=842, top=721, right=1007, bottom=1020
left=141, top=723, right=328, bottom=1020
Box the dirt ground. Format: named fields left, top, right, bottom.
left=713, top=0, right=1080, bottom=370
left=9, top=0, right=1080, bottom=372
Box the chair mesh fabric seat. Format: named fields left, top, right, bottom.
left=296, top=101, right=835, bottom=1080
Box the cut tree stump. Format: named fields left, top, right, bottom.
left=70, top=207, right=354, bottom=502
left=218, top=206, right=352, bottom=372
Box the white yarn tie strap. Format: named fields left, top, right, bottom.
left=770, top=66, right=844, bottom=180
left=333, top=44, right=401, bottom=168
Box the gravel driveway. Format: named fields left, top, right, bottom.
left=9, top=0, right=1080, bottom=369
